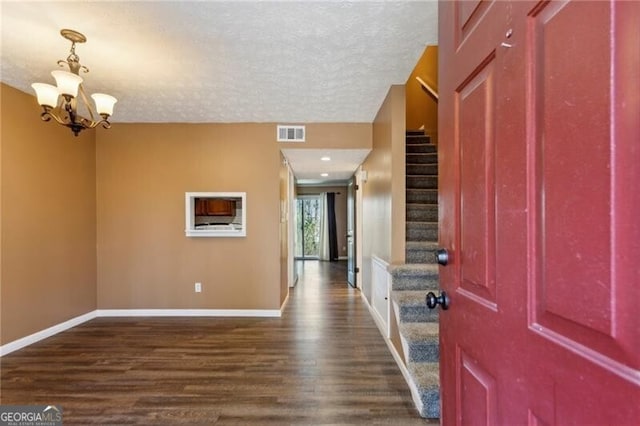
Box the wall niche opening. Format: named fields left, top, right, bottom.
left=185, top=192, right=246, bottom=237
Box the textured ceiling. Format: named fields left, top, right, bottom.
left=1, top=1, right=437, bottom=183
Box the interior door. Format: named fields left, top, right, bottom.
left=346, top=177, right=356, bottom=287
left=438, top=1, right=639, bottom=424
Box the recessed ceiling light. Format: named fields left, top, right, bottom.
left=321, top=156, right=331, bottom=161
left=321, top=173, right=329, bottom=177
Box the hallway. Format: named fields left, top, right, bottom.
left=1, top=261, right=434, bottom=425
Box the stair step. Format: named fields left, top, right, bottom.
left=407, top=144, right=437, bottom=154
left=407, top=175, right=438, bottom=189
left=405, top=140, right=437, bottom=150
left=406, top=221, right=438, bottom=241
left=407, top=163, right=438, bottom=175
left=399, top=322, right=440, bottom=363
left=403, top=131, right=441, bottom=421
left=406, top=241, right=438, bottom=264
left=408, top=362, right=441, bottom=419
left=407, top=152, right=437, bottom=164
left=406, top=204, right=438, bottom=222
left=390, top=264, right=439, bottom=291
left=407, top=189, right=438, bottom=204
left=406, top=134, right=431, bottom=145
left=406, top=130, right=426, bottom=136
left=392, top=290, right=439, bottom=323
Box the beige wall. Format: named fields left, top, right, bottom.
left=296, top=185, right=349, bottom=258
left=96, top=122, right=367, bottom=311
left=406, top=45, right=438, bottom=144
left=360, top=85, right=406, bottom=300
left=0, top=85, right=3, bottom=345
left=1, top=83, right=97, bottom=344
left=0, top=83, right=373, bottom=344
left=96, top=123, right=282, bottom=310
left=283, top=123, right=372, bottom=150
left=279, top=153, right=291, bottom=304
left=361, top=85, right=407, bottom=355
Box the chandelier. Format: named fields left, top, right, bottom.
left=31, top=29, right=117, bottom=136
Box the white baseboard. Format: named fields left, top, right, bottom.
left=95, top=309, right=282, bottom=318
left=338, top=256, right=348, bottom=260
left=280, top=293, right=290, bottom=313
left=1, top=307, right=283, bottom=357
left=362, top=292, right=424, bottom=417
left=289, top=273, right=299, bottom=288
left=0, top=311, right=97, bottom=357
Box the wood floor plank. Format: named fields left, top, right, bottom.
left=1, top=260, right=435, bottom=425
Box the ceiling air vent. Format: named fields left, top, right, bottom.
left=277, top=125, right=305, bottom=142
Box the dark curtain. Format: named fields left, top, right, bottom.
left=327, top=192, right=338, bottom=261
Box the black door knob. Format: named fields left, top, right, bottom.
left=426, top=291, right=450, bottom=310
left=435, top=248, right=449, bottom=266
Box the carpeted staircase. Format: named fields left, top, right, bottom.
left=390, top=130, right=440, bottom=418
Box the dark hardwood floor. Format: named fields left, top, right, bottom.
left=1, top=260, right=435, bottom=425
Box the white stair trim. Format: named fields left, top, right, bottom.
left=362, top=291, right=425, bottom=417
left=371, top=255, right=391, bottom=338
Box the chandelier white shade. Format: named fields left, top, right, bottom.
left=31, top=83, right=59, bottom=108
left=31, top=29, right=117, bottom=136
left=91, top=93, right=118, bottom=116
left=49, top=70, right=83, bottom=98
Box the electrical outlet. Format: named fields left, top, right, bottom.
left=195, top=282, right=202, bottom=293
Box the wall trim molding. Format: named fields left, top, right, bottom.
left=280, top=293, right=290, bottom=313
left=0, top=311, right=97, bottom=357
left=371, top=255, right=391, bottom=338
left=361, top=291, right=425, bottom=417
left=95, top=309, right=282, bottom=318
left=0, top=308, right=283, bottom=357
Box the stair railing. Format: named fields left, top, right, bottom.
left=416, top=76, right=438, bottom=102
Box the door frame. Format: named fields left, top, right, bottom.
left=346, top=176, right=357, bottom=287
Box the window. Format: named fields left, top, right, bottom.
left=295, top=195, right=321, bottom=258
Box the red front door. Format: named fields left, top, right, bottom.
left=438, top=1, right=639, bottom=424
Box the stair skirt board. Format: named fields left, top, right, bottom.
left=371, top=255, right=392, bottom=338
left=361, top=291, right=429, bottom=419
left=392, top=298, right=402, bottom=326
